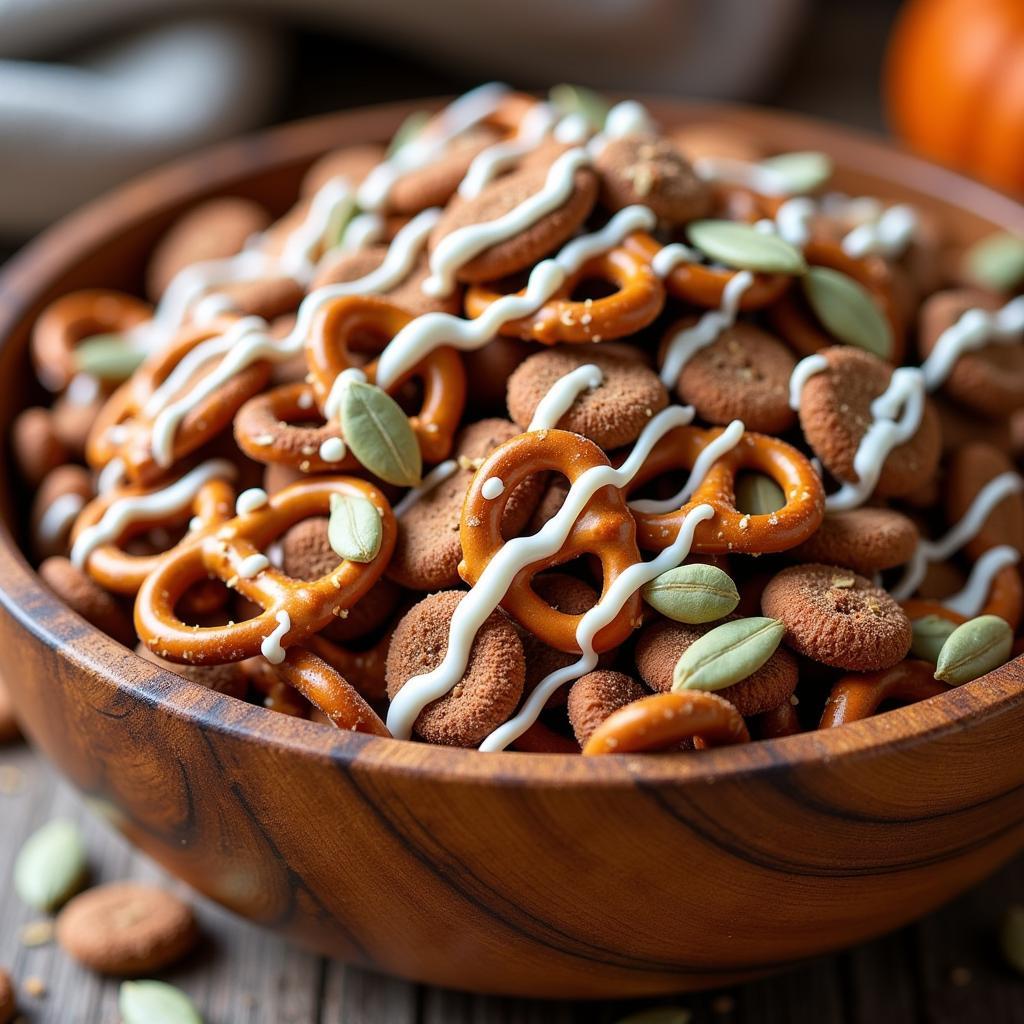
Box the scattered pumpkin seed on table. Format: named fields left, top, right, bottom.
left=119, top=980, right=203, bottom=1024
left=13, top=818, right=88, bottom=912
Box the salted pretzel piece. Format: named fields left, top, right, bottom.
left=624, top=425, right=825, bottom=554
left=582, top=691, right=750, bottom=755
left=307, top=630, right=391, bottom=704
left=458, top=429, right=643, bottom=654
left=32, top=289, right=153, bottom=393
left=901, top=563, right=1024, bottom=632
left=306, top=295, right=466, bottom=464
left=135, top=477, right=396, bottom=665
left=819, top=659, right=949, bottom=728
left=463, top=244, right=665, bottom=344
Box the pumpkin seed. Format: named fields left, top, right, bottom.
left=323, top=194, right=357, bottom=250
left=13, top=819, right=88, bottom=912
left=642, top=564, right=739, bottom=624
left=687, top=220, right=807, bottom=275
left=549, top=83, right=610, bottom=132
left=672, top=616, right=785, bottom=693
left=327, top=492, right=383, bottom=563
left=73, top=334, right=146, bottom=380
left=120, top=981, right=203, bottom=1024
left=734, top=472, right=786, bottom=515
left=1001, top=905, right=1024, bottom=976
left=910, top=614, right=957, bottom=663
left=386, top=110, right=431, bottom=158
left=339, top=379, right=422, bottom=487
left=615, top=1009, right=693, bottom=1024
left=964, top=232, right=1024, bottom=293
left=801, top=266, right=893, bottom=359
left=759, top=151, right=832, bottom=194
left=934, top=614, right=1013, bottom=685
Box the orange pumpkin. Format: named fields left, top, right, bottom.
left=886, top=0, right=1024, bottom=195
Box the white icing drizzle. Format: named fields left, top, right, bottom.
left=603, top=99, right=657, bottom=140
left=651, top=242, right=701, bottom=279
left=97, top=457, right=127, bottom=495
left=553, top=113, right=591, bottom=145
left=375, top=205, right=657, bottom=390
left=261, top=609, right=291, bottom=665
left=659, top=270, right=753, bottom=387
left=943, top=545, right=1021, bottom=618
left=237, top=553, right=270, bottom=579
left=788, top=353, right=829, bottom=411
left=37, top=492, right=85, bottom=546
left=191, top=293, right=239, bottom=324
left=773, top=197, right=816, bottom=249
left=841, top=203, right=918, bottom=259
left=423, top=147, right=592, bottom=298
left=278, top=177, right=355, bottom=282
left=318, top=437, right=347, bottom=463
left=692, top=156, right=792, bottom=197
left=457, top=103, right=556, bottom=199
left=66, top=372, right=101, bottom=406
left=528, top=363, right=603, bottom=431
left=340, top=212, right=385, bottom=251
left=480, top=477, right=505, bottom=500
left=235, top=487, right=269, bottom=516
left=70, top=459, right=236, bottom=568
left=392, top=459, right=459, bottom=519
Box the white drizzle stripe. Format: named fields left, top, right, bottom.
left=942, top=545, right=1021, bottom=618
left=841, top=204, right=918, bottom=259
left=773, top=197, right=816, bottom=249
left=236, top=488, right=269, bottom=515
left=479, top=502, right=715, bottom=752
left=392, top=460, right=459, bottom=519
left=423, top=147, right=592, bottom=297
left=261, top=609, right=291, bottom=665
left=603, top=100, right=657, bottom=139
left=70, top=459, right=236, bottom=569
left=528, top=364, right=603, bottom=431
left=659, top=271, right=753, bottom=387
left=651, top=243, right=701, bottom=279
left=340, top=212, right=385, bottom=251
left=788, top=354, right=829, bottom=410
left=278, top=177, right=354, bottom=282
left=693, top=156, right=791, bottom=197
left=237, top=553, right=270, bottom=579
left=384, top=403, right=698, bottom=740
left=37, top=493, right=85, bottom=546
left=375, top=205, right=657, bottom=390
left=97, top=457, right=127, bottom=495
left=457, top=103, right=556, bottom=199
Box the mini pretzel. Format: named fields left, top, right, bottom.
left=624, top=425, right=825, bottom=554
left=462, top=244, right=665, bottom=344
left=307, top=630, right=392, bottom=704
left=582, top=691, right=750, bottom=755
left=901, top=562, right=1024, bottom=631
left=305, top=295, right=465, bottom=464
left=819, top=659, right=948, bottom=728
left=458, top=429, right=643, bottom=654
left=135, top=477, right=396, bottom=664
left=32, top=289, right=152, bottom=392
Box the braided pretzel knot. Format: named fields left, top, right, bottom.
left=583, top=691, right=750, bottom=755
left=623, top=425, right=825, bottom=554
left=901, top=563, right=1024, bottom=632
left=458, top=429, right=643, bottom=654
left=135, top=477, right=396, bottom=664
left=819, top=659, right=948, bottom=728
left=32, top=289, right=153, bottom=393
left=305, top=295, right=466, bottom=464
left=462, top=243, right=666, bottom=344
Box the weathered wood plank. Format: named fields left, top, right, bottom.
left=320, top=964, right=418, bottom=1024
left=842, top=929, right=921, bottom=1024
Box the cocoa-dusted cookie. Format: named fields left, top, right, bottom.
left=918, top=289, right=1024, bottom=419
left=797, top=346, right=941, bottom=500
left=634, top=616, right=798, bottom=717
left=51, top=391, right=103, bottom=460
left=56, top=882, right=198, bottom=976
left=507, top=347, right=668, bottom=450
left=462, top=336, right=538, bottom=416
left=213, top=275, right=305, bottom=323
left=595, top=134, right=711, bottom=225
left=761, top=563, right=912, bottom=671
left=12, top=407, right=69, bottom=487
left=567, top=670, right=648, bottom=746
left=666, top=320, right=797, bottom=434
left=945, top=442, right=1024, bottom=560
left=38, top=557, right=135, bottom=647
left=790, top=507, right=920, bottom=575
left=428, top=155, right=598, bottom=284
left=669, top=124, right=764, bottom=163
left=385, top=591, right=525, bottom=747
left=135, top=645, right=249, bottom=699
left=388, top=418, right=544, bottom=591
left=301, top=143, right=387, bottom=197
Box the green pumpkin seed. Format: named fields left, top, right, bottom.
left=339, top=379, right=422, bottom=487
left=759, top=151, right=833, bottom=194
left=73, top=334, right=146, bottom=381
left=120, top=981, right=203, bottom=1024
left=734, top=472, right=785, bottom=515
left=548, top=83, right=610, bottom=132
left=323, top=194, right=357, bottom=250
left=616, top=1009, right=692, bottom=1024
left=801, top=266, right=893, bottom=359
left=964, top=232, right=1024, bottom=293
left=687, top=220, right=807, bottom=275
left=386, top=110, right=431, bottom=158
left=672, top=616, right=785, bottom=693
left=327, top=492, right=383, bottom=563
left=642, top=564, right=739, bottom=624
left=910, top=614, right=957, bottom=663
left=934, top=614, right=1013, bottom=685
left=14, top=819, right=88, bottom=912
left=1001, top=905, right=1024, bottom=976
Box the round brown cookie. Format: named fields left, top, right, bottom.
left=761, top=563, right=912, bottom=671
left=567, top=670, right=648, bottom=746
left=634, top=616, right=798, bottom=717
left=385, top=591, right=525, bottom=747
left=666, top=320, right=797, bottom=434
left=918, top=289, right=1024, bottom=419
left=0, top=676, right=20, bottom=744
left=310, top=247, right=461, bottom=317
left=12, top=407, right=69, bottom=487
left=934, top=394, right=1013, bottom=455
left=214, top=275, right=305, bottom=323
left=669, top=124, right=764, bottom=163
left=387, top=418, right=544, bottom=591
left=38, top=557, right=135, bottom=647
left=146, top=197, right=271, bottom=300
left=462, top=336, right=538, bottom=415
left=507, top=347, right=668, bottom=450
left=31, top=464, right=94, bottom=561
left=428, top=156, right=598, bottom=284
left=945, top=442, right=1024, bottom=560
left=595, top=134, right=711, bottom=225
left=135, top=645, right=249, bottom=699
left=790, top=507, right=920, bottom=575
left=301, top=143, right=386, bottom=197
left=0, top=967, right=13, bottom=1024
left=797, top=346, right=941, bottom=500
left=56, top=882, right=198, bottom=976
left=52, top=391, right=103, bottom=459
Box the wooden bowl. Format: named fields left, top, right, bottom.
left=0, top=99, right=1021, bottom=1000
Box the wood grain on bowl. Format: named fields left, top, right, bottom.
left=0, top=100, right=1022, bottom=998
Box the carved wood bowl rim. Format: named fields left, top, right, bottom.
left=0, top=96, right=1021, bottom=789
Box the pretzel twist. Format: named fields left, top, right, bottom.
left=901, top=563, right=1023, bottom=631
left=818, top=659, right=948, bottom=728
